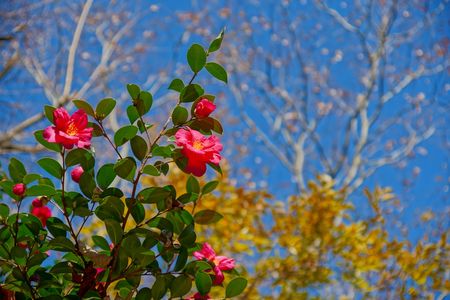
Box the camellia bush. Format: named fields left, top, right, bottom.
left=0, top=31, right=248, bottom=299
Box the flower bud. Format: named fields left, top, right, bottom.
left=12, top=183, right=26, bottom=196
left=71, top=166, right=84, bottom=183
left=194, top=99, right=216, bottom=118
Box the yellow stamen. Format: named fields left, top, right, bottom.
left=193, top=140, right=203, bottom=150
left=66, top=122, right=78, bottom=136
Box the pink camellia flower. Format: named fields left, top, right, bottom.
left=189, top=292, right=211, bottom=300
left=31, top=198, right=52, bottom=227
left=12, top=183, right=26, bottom=196
left=71, top=166, right=84, bottom=183
left=43, top=107, right=93, bottom=149
left=175, top=128, right=222, bottom=177
left=194, top=99, right=216, bottom=119
left=193, top=242, right=235, bottom=285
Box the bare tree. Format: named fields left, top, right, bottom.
left=0, top=1, right=178, bottom=155
left=190, top=0, right=448, bottom=195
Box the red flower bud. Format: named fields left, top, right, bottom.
left=194, top=99, right=216, bottom=118
left=71, top=166, right=84, bottom=183
left=12, top=183, right=26, bottom=196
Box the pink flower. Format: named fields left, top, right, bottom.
left=31, top=198, right=51, bottom=227
left=175, top=128, right=222, bottom=177
left=189, top=292, right=211, bottom=300
left=43, top=107, right=93, bottom=149
left=71, top=166, right=84, bottom=183
left=194, top=99, right=216, bottom=118
left=193, top=243, right=235, bottom=285
left=12, top=183, right=26, bottom=196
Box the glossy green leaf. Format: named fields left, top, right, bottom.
left=92, top=235, right=111, bottom=251
left=186, top=176, right=200, bottom=194
left=44, top=105, right=56, bottom=123
left=37, top=158, right=63, bottom=179
left=96, top=98, right=116, bottom=120
left=79, top=172, right=96, bottom=198
left=26, top=184, right=56, bottom=196
left=170, top=274, right=192, bottom=297
left=114, top=125, right=138, bottom=147
left=65, top=148, right=94, bottom=170
left=194, top=210, right=223, bottom=225
left=142, top=165, right=160, bottom=176
left=187, top=44, right=207, bottom=73
left=136, top=91, right=153, bottom=116
left=73, top=99, right=95, bottom=117
left=226, top=277, right=248, bottom=298
left=180, top=84, right=204, bottom=103
left=168, top=78, right=184, bottom=92
left=127, top=84, right=140, bottom=100
left=152, top=276, right=167, bottom=300
left=205, top=62, right=228, bottom=83
left=208, top=29, right=225, bottom=53
left=127, top=105, right=139, bottom=124
left=172, top=106, right=189, bottom=125
left=105, top=219, right=123, bottom=245
left=195, top=271, right=212, bottom=295
left=48, top=237, right=75, bottom=252
left=131, top=135, right=148, bottom=161
left=113, top=157, right=136, bottom=181
left=202, top=181, right=219, bottom=194
left=96, top=163, right=116, bottom=190
left=8, top=158, right=27, bottom=182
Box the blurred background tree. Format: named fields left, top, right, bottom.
left=1, top=0, right=448, bottom=299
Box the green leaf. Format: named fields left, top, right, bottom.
left=114, top=125, right=138, bottom=147
left=92, top=235, right=111, bottom=251
left=174, top=248, right=188, bottom=272
left=195, top=271, right=212, bottom=295
left=79, top=172, right=96, bottom=198
left=34, top=130, right=62, bottom=152
left=187, top=44, right=207, bottom=73
left=136, top=91, right=153, bottom=116
left=97, top=164, right=116, bottom=190
left=48, top=237, right=75, bottom=252
left=37, top=158, right=63, bottom=179
left=226, top=277, right=248, bottom=298
left=113, top=157, right=136, bottom=181
left=205, top=62, right=228, bottom=83
left=136, top=288, right=151, bottom=300
left=178, top=224, right=196, bottom=247
left=23, top=173, right=41, bottom=185
left=26, top=184, right=56, bottom=196
left=9, top=158, right=27, bottom=182
left=142, top=165, right=160, bottom=176
left=186, top=176, right=200, bottom=194
left=127, top=84, right=140, bottom=100
left=170, top=274, right=192, bottom=297
left=194, top=210, right=223, bottom=225
left=65, top=148, right=94, bottom=170
left=127, top=105, right=139, bottom=124
left=131, top=136, right=148, bottom=161
left=152, top=276, right=167, bottom=300
left=96, top=98, right=116, bottom=120
left=208, top=29, right=225, bottom=53
left=172, top=106, right=189, bottom=126
left=46, top=217, right=69, bottom=237
left=44, top=105, right=56, bottom=123
left=202, top=181, right=219, bottom=194
left=189, top=117, right=223, bottom=134
left=180, top=84, right=204, bottom=103
left=96, top=197, right=124, bottom=222
left=11, top=246, right=27, bottom=266
left=0, top=204, right=10, bottom=220
left=152, top=145, right=173, bottom=158
left=168, top=78, right=185, bottom=92
left=73, top=99, right=95, bottom=117
left=137, top=187, right=172, bottom=204
left=130, top=201, right=145, bottom=224
left=104, top=219, right=123, bottom=245
left=208, top=162, right=223, bottom=175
